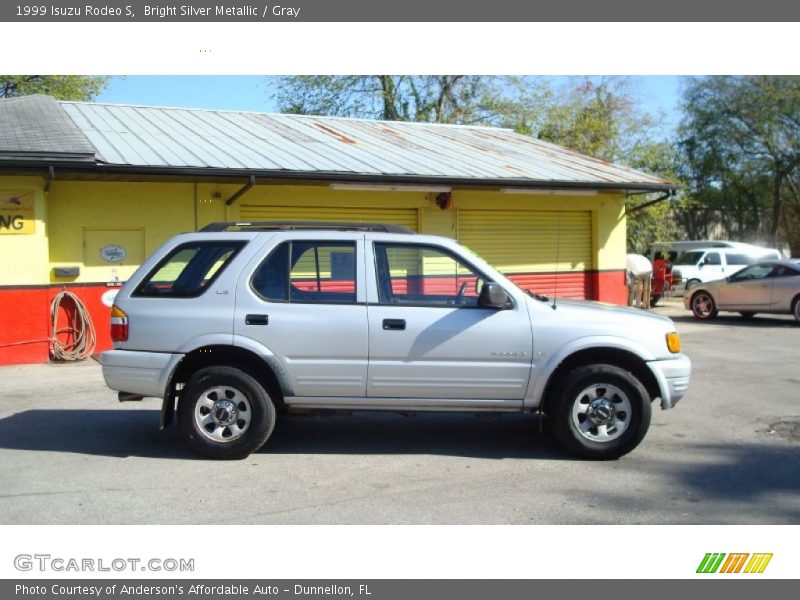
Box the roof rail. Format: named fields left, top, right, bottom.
left=199, top=221, right=414, bottom=234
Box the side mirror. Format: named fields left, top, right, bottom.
left=478, top=282, right=510, bottom=309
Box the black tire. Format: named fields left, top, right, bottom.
left=178, top=366, right=276, bottom=460
left=549, top=364, right=652, bottom=460
left=690, top=290, right=718, bottom=320
left=739, top=312, right=756, bottom=319
left=792, top=296, right=800, bottom=324
left=650, top=294, right=661, bottom=307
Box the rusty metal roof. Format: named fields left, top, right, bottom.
left=11, top=98, right=674, bottom=191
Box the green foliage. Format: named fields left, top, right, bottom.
left=272, top=75, right=549, bottom=127
left=0, top=75, right=109, bottom=101
left=270, top=75, right=682, bottom=253
left=680, top=76, right=800, bottom=252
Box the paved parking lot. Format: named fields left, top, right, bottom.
left=0, top=300, right=798, bottom=524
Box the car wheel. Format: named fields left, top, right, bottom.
left=178, top=366, right=276, bottom=460
left=739, top=312, right=756, bottom=319
left=793, top=296, right=800, bottom=324
left=550, top=364, right=652, bottom=460
left=691, top=291, right=718, bottom=320
left=650, top=294, right=661, bottom=307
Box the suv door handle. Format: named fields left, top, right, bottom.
left=382, top=318, right=406, bottom=331
left=245, top=314, right=269, bottom=326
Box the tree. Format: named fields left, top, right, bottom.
left=536, top=78, right=685, bottom=253
left=0, top=75, right=109, bottom=101
left=272, top=75, right=547, bottom=128
left=680, top=76, right=800, bottom=251
left=271, top=75, right=684, bottom=253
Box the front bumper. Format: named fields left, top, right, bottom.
left=647, top=354, right=692, bottom=409
left=100, top=349, right=183, bottom=398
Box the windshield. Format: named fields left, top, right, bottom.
left=675, top=251, right=704, bottom=266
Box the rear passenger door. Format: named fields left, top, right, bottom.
left=234, top=234, right=369, bottom=398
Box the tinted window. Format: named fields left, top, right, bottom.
left=374, top=243, right=488, bottom=306
left=135, top=241, right=245, bottom=298
left=251, top=242, right=290, bottom=301
left=704, top=252, right=721, bottom=265
left=251, top=241, right=357, bottom=304
left=729, top=265, right=774, bottom=281
left=725, top=253, right=753, bottom=266
left=675, top=251, right=704, bottom=265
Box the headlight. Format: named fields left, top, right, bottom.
left=666, top=331, right=681, bottom=353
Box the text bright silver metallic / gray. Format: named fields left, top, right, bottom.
left=101, top=223, right=691, bottom=460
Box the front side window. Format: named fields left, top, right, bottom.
left=374, top=243, right=487, bottom=306
left=135, top=241, right=245, bottom=298
left=704, top=252, right=722, bottom=265
left=729, top=264, right=775, bottom=281
left=251, top=241, right=357, bottom=304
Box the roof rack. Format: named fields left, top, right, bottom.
left=200, top=221, right=414, bottom=234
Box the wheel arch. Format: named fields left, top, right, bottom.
left=539, top=347, right=661, bottom=416
left=161, top=345, right=290, bottom=429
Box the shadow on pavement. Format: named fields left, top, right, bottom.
left=0, top=409, right=564, bottom=460
left=566, top=442, right=800, bottom=523
left=0, top=409, right=193, bottom=459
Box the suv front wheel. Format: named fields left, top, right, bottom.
left=550, top=364, right=652, bottom=460
left=178, top=366, right=276, bottom=459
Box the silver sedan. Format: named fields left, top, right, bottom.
left=685, top=259, right=800, bottom=322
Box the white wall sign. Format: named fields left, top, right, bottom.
left=100, top=244, right=127, bottom=263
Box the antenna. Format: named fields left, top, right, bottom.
left=552, top=197, right=564, bottom=310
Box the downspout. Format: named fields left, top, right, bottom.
left=625, top=190, right=675, bottom=214
left=225, top=175, right=256, bottom=206
left=44, top=166, right=55, bottom=192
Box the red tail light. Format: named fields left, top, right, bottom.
left=110, top=305, right=129, bottom=341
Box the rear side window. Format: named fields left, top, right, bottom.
left=135, top=241, right=245, bottom=298
left=725, top=253, right=753, bottom=266
left=251, top=241, right=357, bottom=304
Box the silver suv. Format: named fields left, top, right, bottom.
left=101, top=222, right=691, bottom=460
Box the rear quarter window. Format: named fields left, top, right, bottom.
left=134, top=241, right=246, bottom=298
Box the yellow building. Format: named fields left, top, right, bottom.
left=0, top=95, right=675, bottom=365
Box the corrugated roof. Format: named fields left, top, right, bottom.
left=1, top=96, right=674, bottom=191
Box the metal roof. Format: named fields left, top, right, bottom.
left=1, top=96, right=675, bottom=191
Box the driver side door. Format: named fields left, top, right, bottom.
left=717, top=264, right=775, bottom=308
left=365, top=241, right=532, bottom=401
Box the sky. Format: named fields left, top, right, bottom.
left=95, top=75, right=683, bottom=137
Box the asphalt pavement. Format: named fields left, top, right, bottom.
left=0, top=299, right=798, bottom=524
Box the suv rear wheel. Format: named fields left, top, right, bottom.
left=178, top=366, right=276, bottom=459
left=550, top=364, right=651, bottom=460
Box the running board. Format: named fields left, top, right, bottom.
left=283, top=396, right=523, bottom=412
